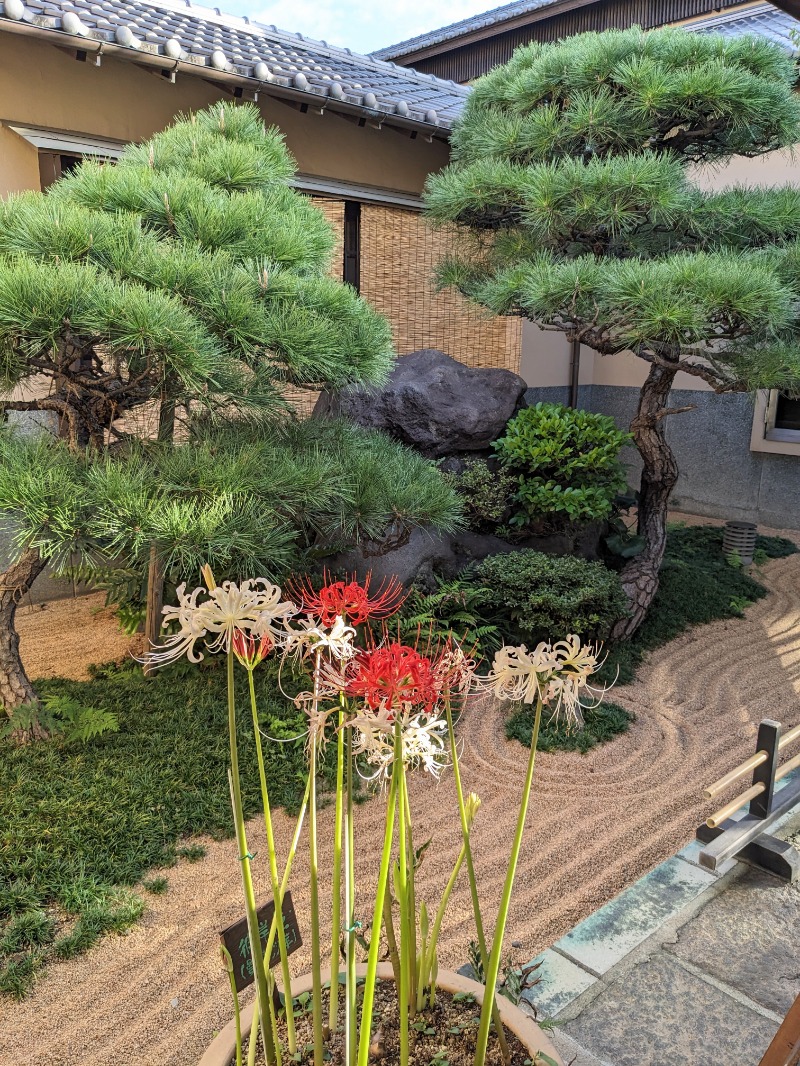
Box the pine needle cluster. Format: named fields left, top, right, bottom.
left=0, top=102, right=460, bottom=614
left=426, top=27, right=800, bottom=395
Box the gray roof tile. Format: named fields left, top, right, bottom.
left=372, top=0, right=560, bottom=60
left=689, top=3, right=799, bottom=51
left=0, top=0, right=469, bottom=128
left=372, top=1, right=798, bottom=61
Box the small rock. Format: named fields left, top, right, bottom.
left=170, top=997, right=179, bottom=1009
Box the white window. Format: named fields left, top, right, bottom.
left=5, top=125, right=125, bottom=190
left=750, top=390, right=800, bottom=455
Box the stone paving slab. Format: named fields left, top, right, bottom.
left=562, top=953, right=778, bottom=1066
left=549, top=1028, right=613, bottom=1066
left=522, top=949, right=598, bottom=1018
left=666, top=867, right=800, bottom=1015
left=554, top=856, right=717, bottom=976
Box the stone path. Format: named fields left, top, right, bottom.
left=526, top=802, right=800, bottom=1066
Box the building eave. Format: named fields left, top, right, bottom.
left=0, top=4, right=467, bottom=138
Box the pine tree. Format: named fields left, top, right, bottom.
left=0, top=103, right=458, bottom=730
left=425, top=27, right=800, bottom=636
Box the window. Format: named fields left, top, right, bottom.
left=38, top=152, right=84, bottom=190
left=750, top=390, right=800, bottom=455
left=5, top=124, right=125, bottom=190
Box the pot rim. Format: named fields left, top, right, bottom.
left=198, top=963, right=562, bottom=1066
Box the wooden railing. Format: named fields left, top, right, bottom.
left=696, top=719, right=800, bottom=882
left=759, top=991, right=800, bottom=1066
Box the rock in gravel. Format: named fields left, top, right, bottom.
left=313, top=349, right=527, bottom=458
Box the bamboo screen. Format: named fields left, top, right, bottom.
left=282, top=197, right=522, bottom=416
left=359, top=204, right=522, bottom=372
left=312, top=197, right=345, bottom=279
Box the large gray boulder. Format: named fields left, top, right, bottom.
left=313, top=349, right=527, bottom=458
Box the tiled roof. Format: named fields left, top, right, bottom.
left=372, top=0, right=560, bottom=61
left=372, top=1, right=799, bottom=62
left=688, top=3, right=799, bottom=50
left=0, top=0, right=470, bottom=131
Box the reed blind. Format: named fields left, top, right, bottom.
left=284, top=196, right=523, bottom=416
left=359, top=204, right=522, bottom=372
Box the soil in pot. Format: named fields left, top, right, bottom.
left=247, top=978, right=547, bottom=1066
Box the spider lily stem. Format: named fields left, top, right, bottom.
left=473, top=696, right=543, bottom=1066
left=221, top=945, right=243, bottom=1066
left=402, top=781, right=418, bottom=1016
left=246, top=668, right=297, bottom=1054
left=444, top=690, right=509, bottom=1064
left=418, top=841, right=466, bottom=1010
left=309, top=651, right=325, bottom=1066
left=396, top=725, right=410, bottom=1066
left=383, top=886, right=401, bottom=990
left=252, top=776, right=311, bottom=1060
left=247, top=999, right=260, bottom=1066
left=328, top=698, right=346, bottom=1032
left=356, top=727, right=399, bottom=1066
left=226, top=650, right=277, bottom=1066
left=344, top=727, right=357, bottom=1066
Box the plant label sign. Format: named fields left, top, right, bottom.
left=219, top=891, right=302, bottom=992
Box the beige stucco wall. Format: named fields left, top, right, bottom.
left=0, top=33, right=449, bottom=198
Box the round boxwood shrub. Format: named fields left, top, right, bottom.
left=474, top=549, right=627, bottom=646
left=493, top=402, right=631, bottom=530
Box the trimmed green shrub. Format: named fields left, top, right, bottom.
left=474, top=549, right=628, bottom=646
left=506, top=701, right=634, bottom=754
left=440, top=459, right=516, bottom=534
left=493, top=403, right=631, bottom=530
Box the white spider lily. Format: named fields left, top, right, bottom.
left=350, top=708, right=449, bottom=783
left=484, top=642, right=560, bottom=705
left=148, top=577, right=298, bottom=667
left=553, top=635, right=603, bottom=679
left=547, top=636, right=606, bottom=730
left=286, top=614, right=357, bottom=662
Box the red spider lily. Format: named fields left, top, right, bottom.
left=232, top=629, right=274, bottom=670
left=287, top=571, right=406, bottom=628
left=345, top=642, right=441, bottom=715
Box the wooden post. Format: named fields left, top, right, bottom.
left=751, top=719, right=781, bottom=819
left=759, top=992, right=800, bottom=1066
left=143, top=543, right=164, bottom=677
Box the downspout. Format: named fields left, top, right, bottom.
left=568, top=338, right=581, bottom=408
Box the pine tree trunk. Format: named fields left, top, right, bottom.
left=0, top=547, right=49, bottom=739
left=611, top=363, right=679, bottom=640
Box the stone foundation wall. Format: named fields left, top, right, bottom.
left=524, top=385, right=800, bottom=531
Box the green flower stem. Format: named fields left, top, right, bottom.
left=246, top=668, right=297, bottom=1054
left=473, top=696, right=543, bottom=1066
left=444, top=691, right=508, bottom=1063
left=396, top=731, right=410, bottom=1066
left=356, top=739, right=399, bottom=1066
left=402, top=780, right=418, bottom=1015
left=221, top=945, right=243, bottom=1066
left=256, top=776, right=311, bottom=1064
left=308, top=652, right=325, bottom=1066
left=328, top=699, right=346, bottom=1032
left=417, top=842, right=466, bottom=1010
left=226, top=650, right=277, bottom=1066
left=344, top=728, right=357, bottom=1066
left=263, top=775, right=310, bottom=964
left=247, top=998, right=260, bottom=1066
left=383, top=887, right=401, bottom=990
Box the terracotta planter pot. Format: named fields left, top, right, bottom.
left=199, top=963, right=563, bottom=1066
